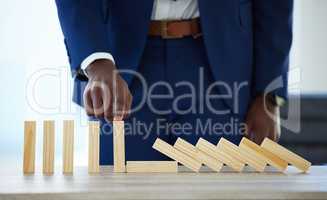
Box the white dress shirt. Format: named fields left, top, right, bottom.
left=81, top=0, right=200, bottom=74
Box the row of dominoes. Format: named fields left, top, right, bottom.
left=23, top=120, right=311, bottom=175
left=149, top=137, right=311, bottom=173
left=23, top=120, right=102, bottom=174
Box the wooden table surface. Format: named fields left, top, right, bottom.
left=0, top=166, right=326, bottom=200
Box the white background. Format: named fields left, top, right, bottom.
left=0, top=0, right=326, bottom=168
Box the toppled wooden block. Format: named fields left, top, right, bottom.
left=43, top=120, right=55, bottom=175
left=126, top=161, right=178, bottom=173
left=88, top=121, right=100, bottom=174
left=174, top=138, right=198, bottom=158
left=23, top=121, right=36, bottom=174
left=217, top=137, right=266, bottom=172
left=63, top=120, right=74, bottom=174
left=153, top=138, right=202, bottom=172
left=261, top=138, right=311, bottom=172
left=113, top=121, right=126, bottom=173
left=239, top=137, right=288, bottom=172
left=174, top=138, right=223, bottom=172
left=196, top=138, right=244, bottom=172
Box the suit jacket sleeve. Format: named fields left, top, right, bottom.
left=55, top=0, right=110, bottom=74
left=253, top=0, right=294, bottom=99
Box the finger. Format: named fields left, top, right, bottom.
left=123, top=92, right=132, bottom=119
left=91, top=87, right=104, bottom=118
left=103, top=84, right=114, bottom=122
left=83, top=89, right=94, bottom=116
left=113, top=88, right=126, bottom=121
left=253, top=125, right=268, bottom=145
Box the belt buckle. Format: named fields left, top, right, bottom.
left=160, top=21, right=181, bottom=39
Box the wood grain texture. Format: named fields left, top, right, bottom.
left=196, top=149, right=223, bottom=172
left=23, top=121, right=36, bottom=174
left=113, top=121, right=126, bottom=173
left=173, top=138, right=198, bottom=159
left=174, top=138, right=223, bottom=172
left=126, top=161, right=178, bottom=173
left=88, top=121, right=100, bottom=174
left=153, top=138, right=202, bottom=172
left=239, top=138, right=288, bottom=172
left=43, top=120, right=55, bottom=175
left=261, top=138, right=311, bottom=172
left=2, top=166, right=326, bottom=200
left=63, top=120, right=74, bottom=174
left=217, top=138, right=266, bottom=172
left=196, top=138, right=244, bottom=172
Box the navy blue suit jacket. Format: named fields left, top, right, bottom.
left=56, top=0, right=293, bottom=115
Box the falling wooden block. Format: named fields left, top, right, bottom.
left=23, top=121, right=36, bottom=174
left=196, top=138, right=244, bottom=172
left=43, top=120, right=55, bottom=175
left=174, top=138, right=223, bottom=172
left=113, top=121, right=126, bottom=173
left=239, top=137, right=288, bottom=172
left=63, top=120, right=74, bottom=174
left=261, top=138, right=311, bottom=172
left=173, top=138, right=198, bottom=159
left=88, top=121, right=100, bottom=174
left=217, top=138, right=266, bottom=172
left=126, top=161, right=178, bottom=173
left=152, top=138, right=202, bottom=172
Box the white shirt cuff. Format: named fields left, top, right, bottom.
left=81, top=52, right=115, bottom=73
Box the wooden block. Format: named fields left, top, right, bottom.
left=23, top=121, right=36, bottom=174
left=217, top=138, right=266, bottom=172
left=174, top=138, right=223, bottom=172
left=63, top=120, right=74, bottom=174
left=113, top=121, right=126, bottom=173
left=152, top=138, right=202, bottom=172
left=88, top=121, right=100, bottom=174
left=126, top=161, right=178, bottom=173
left=173, top=138, right=198, bottom=158
left=239, top=137, right=288, bottom=172
left=43, top=120, right=55, bottom=175
left=196, top=138, right=244, bottom=172
left=196, top=150, right=223, bottom=172
left=261, top=138, right=311, bottom=172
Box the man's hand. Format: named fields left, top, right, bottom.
left=83, top=59, right=133, bottom=121
left=245, top=95, right=281, bottom=144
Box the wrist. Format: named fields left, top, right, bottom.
left=86, top=59, right=116, bottom=78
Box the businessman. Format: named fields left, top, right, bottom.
left=56, top=0, right=293, bottom=165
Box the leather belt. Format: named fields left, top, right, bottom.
left=148, top=18, right=202, bottom=39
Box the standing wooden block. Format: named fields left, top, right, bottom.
left=261, top=138, right=311, bottom=172
left=126, top=161, right=178, bottom=173
left=196, top=138, right=244, bottom=172
left=174, top=138, right=223, bottom=172
left=239, top=137, right=288, bottom=172
left=88, top=121, right=100, bottom=174
left=113, top=121, right=126, bottom=173
left=23, top=121, right=36, bottom=174
left=153, top=138, right=202, bottom=172
left=63, top=120, right=74, bottom=174
left=43, top=120, right=55, bottom=175
left=217, top=138, right=266, bottom=172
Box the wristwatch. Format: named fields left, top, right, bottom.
left=266, top=93, right=286, bottom=107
